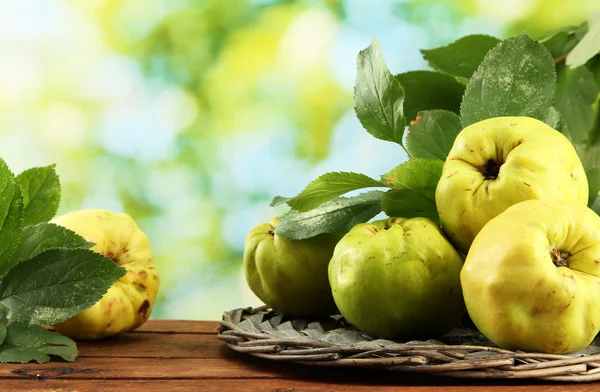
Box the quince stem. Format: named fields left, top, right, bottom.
left=550, top=247, right=570, bottom=268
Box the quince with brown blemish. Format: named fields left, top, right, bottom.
left=51, top=209, right=159, bottom=340
left=461, top=200, right=600, bottom=353
left=435, top=116, right=588, bottom=254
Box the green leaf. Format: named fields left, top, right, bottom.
left=575, top=21, right=590, bottom=40
left=586, top=167, right=600, bottom=207
left=590, top=104, right=600, bottom=146
left=354, top=36, right=406, bottom=146
left=461, top=33, right=556, bottom=127
left=275, top=191, right=383, bottom=240
left=554, top=65, right=599, bottom=144
left=420, top=34, right=500, bottom=78
left=286, top=172, right=387, bottom=212
left=567, top=13, right=600, bottom=68
left=381, top=189, right=439, bottom=223
left=15, top=165, right=61, bottom=227
left=0, top=323, right=76, bottom=363
left=269, top=196, right=292, bottom=207
left=577, top=144, right=600, bottom=170
left=381, top=159, right=443, bottom=190
left=0, top=248, right=126, bottom=325
left=405, top=110, right=462, bottom=160
left=545, top=107, right=572, bottom=141
left=592, top=190, right=600, bottom=216
left=395, top=71, right=466, bottom=123
left=380, top=159, right=443, bottom=224
left=587, top=55, right=600, bottom=87
left=0, top=160, right=24, bottom=264
left=541, top=31, right=580, bottom=59
left=0, top=322, right=6, bottom=346
left=0, top=223, right=93, bottom=279
left=591, top=198, right=600, bottom=216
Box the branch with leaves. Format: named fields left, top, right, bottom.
left=271, top=13, right=600, bottom=241
left=0, top=163, right=124, bottom=363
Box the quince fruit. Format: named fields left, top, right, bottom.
left=461, top=200, right=600, bottom=353
left=51, top=209, right=159, bottom=340
left=435, top=116, right=588, bottom=253
left=244, top=217, right=339, bottom=317
left=328, top=217, right=465, bottom=339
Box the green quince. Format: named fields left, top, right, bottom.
left=328, top=217, right=465, bottom=340
left=243, top=217, right=339, bottom=317
left=461, top=200, right=600, bottom=354
left=436, top=116, right=588, bottom=254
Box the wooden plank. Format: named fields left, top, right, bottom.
left=45, top=320, right=219, bottom=334
left=0, top=353, right=415, bottom=383
left=12, top=320, right=599, bottom=390
left=134, top=320, right=218, bottom=334
left=0, top=378, right=597, bottom=391
left=76, top=332, right=226, bottom=358
left=2, top=353, right=598, bottom=389
left=0, top=356, right=291, bottom=380
left=0, top=354, right=501, bottom=382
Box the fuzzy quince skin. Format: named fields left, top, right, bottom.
left=244, top=217, right=339, bottom=317
left=436, top=116, right=588, bottom=254
left=51, top=209, right=159, bottom=340
left=461, top=200, right=600, bottom=353
left=328, top=217, right=465, bottom=340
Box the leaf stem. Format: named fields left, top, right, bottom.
left=553, top=51, right=571, bottom=64
left=401, top=143, right=414, bottom=160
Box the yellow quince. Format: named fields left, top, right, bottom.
left=461, top=200, right=600, bottom=353
left=436, top=116, right=588, bottom=254
left=51, top=209, right=159, bottom=340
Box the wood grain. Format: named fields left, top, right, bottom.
left=134, top=319, right=217, bottom=334
left=0, top=355, right=442, bottom=383
left=0, top=357, right=280, bottom=380
left=1, top=321, right=598, bottom=391
left=76, top=332, right=224, bottom=358
left=2, top=379, right=598, bottom=392
left=45, top=319, right=219, bottom=334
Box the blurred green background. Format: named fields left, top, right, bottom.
left=0, top=0, right=597, bottom=320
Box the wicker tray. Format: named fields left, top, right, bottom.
left=217, top=306, right=600, bottom=382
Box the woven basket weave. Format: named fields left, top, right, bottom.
left=218, top=306, right=600, bottom=382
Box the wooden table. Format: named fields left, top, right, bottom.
left=0, top=320, right=597, bottom=391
